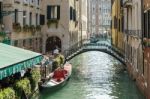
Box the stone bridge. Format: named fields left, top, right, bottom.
left=63, top=39, right=125, bottom=65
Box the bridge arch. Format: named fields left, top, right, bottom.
left=63, top=41, right=125, bottom=65
left=65, top=49, right=125, bottom=65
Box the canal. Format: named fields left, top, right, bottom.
left=39, top=51, right=145, bottom=99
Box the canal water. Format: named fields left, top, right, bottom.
left=39, top=51, right=145, bottom=99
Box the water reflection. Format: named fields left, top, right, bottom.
left=40, top=51, right=145, bottom=99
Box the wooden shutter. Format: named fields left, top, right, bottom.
left=0, top=2, right=2, bottom=23
left=144, top=12, right=147, bottom=38
left=47, top=6, right=51, bottom=19
left=57, top=6, right=60, bottom=20
left=40, top=14, right=45, bottom=25
left=73, top=9, right=76, bottom=21
left=70, top=7, right=73, bottom=20
left=148, top=10, right=150, bottom=38
left=15, top=9, right=18, bottom=23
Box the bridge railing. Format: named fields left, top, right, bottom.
left=63, top=39, right=89, bottom=57
left=63, top=39, right=124, bottom=62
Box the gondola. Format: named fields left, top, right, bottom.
left=38, top=62, right=72, bottom=93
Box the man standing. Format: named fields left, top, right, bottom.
left=52, top=49, right=65, bottom=71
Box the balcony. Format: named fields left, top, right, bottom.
left=14, top=0, right=21, bottom=4
left=124, top=30, right=142, bottom=38
left=124, top=0, right=133, bottom=8
left=23, top=0, right=29, bottom=5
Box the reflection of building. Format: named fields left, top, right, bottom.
left=111, top=0, right=124, bottom=54
left=143, top=0, right=150, bottom=98
left=123, top=0, right=143, bottom=96
left=1, top=0, right=43, bottom=52
left=87, top=0, right=111, bottom=36
left=41, top=0, right=79, bottom=53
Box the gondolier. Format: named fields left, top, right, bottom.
left=52, top=49, right=65, bottom=71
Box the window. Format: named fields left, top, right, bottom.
left=14, top=40, right=18, bottom=46
left=47, top=5, right=60, bottom=20
left=70, top=7, right=73, bottom=20
left=118, top=19, right=120, bottom=32
left=70, top=7, right=76, bottom=21
left=23, top=39, right=26, bottom=47
left=29, top=39, right=32, bottom=46
left=23, top=11, right=26, bottom=25
left=29, top=12, right=32, bottom=25
left=15, top=9, right=18, bottom=23
left=37, top=0, right=39, bottom=5
left=114, top=16, right=117, bottom=29
left=73, top=9, right=76, bottom=21
left=144, top=12, right=148, bottom=38
left=40, top=14, right=45, bottom=25
left=0, top=2, right=2, bottom=24
left=148, top=10, right=150, bottom=38
left=36, top=13, right=38, bottom=25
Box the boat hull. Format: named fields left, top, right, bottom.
left=39, top=63, right=72, bottom=93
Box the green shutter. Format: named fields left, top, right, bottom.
left=47, top=6, right=51, bottom=19
left=57, top=6, right=60, bottom=20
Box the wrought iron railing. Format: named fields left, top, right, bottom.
left=124, top=30, right=142, bottom=38
left=63, top=39, right=125, bottom=64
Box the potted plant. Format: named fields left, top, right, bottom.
left=13, top=23, right=22, bottom=32
left=47, top=19, right=59, bottom=28
left=0, top=32, right=6, bottom=37
left=23, top=25, right=29, bottom=32
left=36, top=25, right=41, bottom=31
left=0, top=87, right=16, bottom=99
left=29, top=69, right=41, bottom=91
left=14, top=78, right=31, bottom=98
left=143, top=40, right=150, bottom=47
left=29, top=25, right=36, bottom=33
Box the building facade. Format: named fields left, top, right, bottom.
left=1, top=0, right=43, bottom=52
left=88, top=0, right=111, bottom=37
left=123, top=0, right=144, bottom=96
left=111, top=0, right=124, bottom=54
left=41, top=0, right=80, bottom=54
left=143, top=0, right=150, bottom=98
left=0, top=0, right=87, bottom=54
left=79, top=0, right=88, bottom=40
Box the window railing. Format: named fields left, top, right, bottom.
left=124, top=30, right=142, bottom=38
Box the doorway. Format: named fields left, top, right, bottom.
left=46, top=36, right=61, bottom=52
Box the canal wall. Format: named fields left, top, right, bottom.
left=126, top=61, right=147, bottom=97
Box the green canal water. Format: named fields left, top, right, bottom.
left=39, top=51, right=145, bottom=99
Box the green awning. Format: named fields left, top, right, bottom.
left=0, top=43, right=43, bottom=80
